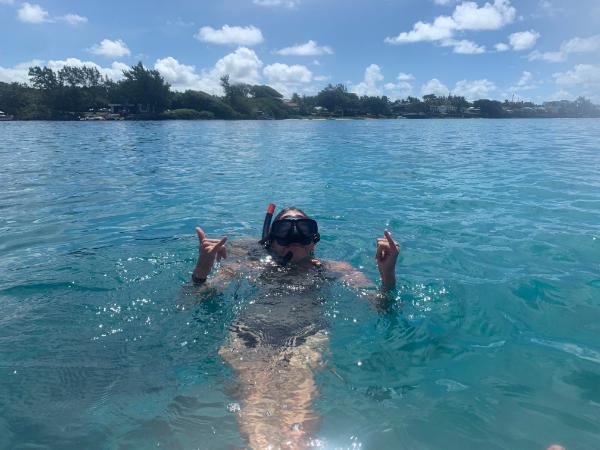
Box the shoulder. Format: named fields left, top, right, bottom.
left=323, top=260, right=355, bottom=273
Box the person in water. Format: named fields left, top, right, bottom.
left=191, top=205, right=399, bottom=449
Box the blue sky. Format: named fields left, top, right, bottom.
left=1, top=0, right=599, bottom=102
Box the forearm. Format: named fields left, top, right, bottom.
left=380, top=270, right=396, bottom=291
left=192, top=253, right=213, bottom=283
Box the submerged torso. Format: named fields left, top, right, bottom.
left=227, top=241, right=330, bottom=348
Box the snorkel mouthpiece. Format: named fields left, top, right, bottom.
left=282, top=251, right=294, bottom=266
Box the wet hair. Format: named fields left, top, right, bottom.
left=274, top=207, right=309, bottom=221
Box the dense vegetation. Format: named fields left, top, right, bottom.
left=1, top=62, right=598, bottom=120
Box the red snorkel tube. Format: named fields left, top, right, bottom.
left=259, top=203, right=276, bottom=246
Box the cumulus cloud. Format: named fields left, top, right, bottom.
left=433, top=0, right=456, bottom=5
left=495, top=42, right=510, bottom=51
left=553, top=64, right=600, bottom=102
left=17, top=2, right=49, bottom=23
left=263, top=63, right=312, bottom=97
left=453, top=78, right=497, bottom=99
left=195, top=25, right=264, bottom=46
left=60, top=13, right=88, bottom=25
left=452, top=0, right=515, bottom=30
left=529, top=34, right=600, bottom=62
left=421, top=78, right=449, bottom=96
left=509, top=70, right=536, bottom=91
left=508, top=30, right=540, bottom=51
left=274, top=40, right=333, bottom=56
left=263, top=63, right=312, bottom=83
left=385, top=0, right=516, bottom=47
left=384, top=81, right=413, bottom=99
left=253, top=0, right=300, bottom=7
left=0, top=58, right=129, bottom=84
left=385, top=16, right=455, bottom=43
left=214, top=47, right=263, bottom=83
left=154, top=49, right=317, bottom=97
left=397, top=72, right=414, bottom=81
left=351, top=64, right=385, bottom=96
left=553, top=64, right=600, bottom=88
left=0, top=60, right=43, bottom=83
left=154, top=57, right=201, bottom=91
left=154, top=48, right=265, bottom=95
left=442, top=38, right=486, bottom=54
left=89, top=39, right=131, bottom=58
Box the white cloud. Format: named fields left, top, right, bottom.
left=442, top=38, right=486, bottom=54
left=89, top=39, right=131, bottom=58
left=17, top=2, right=49, bottom=23
left=275, top=40, right=333, bottom=56
left=195, top=25, right=264, bottom=46
left=453, top=78, right=497, bottom=99
left=421, top=78, right=449, bottom=96
left=384, top=81, right=413, bottom=100
left=553, top=64, right=600, bottom=88
left=433, top=0, right=455, bottom=5
left=263, top=63, right=312, bottom=97
left=386, top=0, right=516, bottom=46
left=0, top=60, right=43, bottom=83
left=397, top=72, right=414, bottom=81
left=153, top=48, right=264, bottom=95
left=263, top=63, right=312, bottom=83
left=60, top=14, right=88, bottom=25
left=553, top=64, right=600, bottom=102
left=253, top=0, right=300, bottom=7
left=495, top=42, right=510, bottom=51
left=529, top=34, right=600, bottom=62
left=452, top=0, right=516, bottom=31
left=0, top=58, right=128, bottom=83
left=154, top=57, right=201, bottom=91
left=385, top=16, right=455, bottom=43
left=213, top=47, right=263, bottom=84
left=508, top=30, right=540, bottom=51
left=517, top=70, right=533, bottom=86
left=509, top=70, right=536, bottom=91
left=351, top=64, right=384, bottom=96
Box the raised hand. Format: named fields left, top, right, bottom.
left=375, top=229, right=400, bottom=288
left=194, top=227, right=227, bottom=280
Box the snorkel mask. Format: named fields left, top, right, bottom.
left=259, top=203, right=321, bottom=252
left=269, top=218, right=320, bottom=246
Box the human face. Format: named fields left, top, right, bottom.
left=269, top=211, right=316, bottom=263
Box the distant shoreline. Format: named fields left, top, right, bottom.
left=2, top=116, right=600, bottom=122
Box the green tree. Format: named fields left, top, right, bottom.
left=171, top=89, right=237, bottom=118
left=473, top=99, right=504, bottom=118
left=28, top=66, right=59, bottom=90
left=119, top=62, right=171, bottom=114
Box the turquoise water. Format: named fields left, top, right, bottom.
left=1, top=119, right=599, bottom=450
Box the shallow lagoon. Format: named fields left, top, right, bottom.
left=1, top=119, right=599, bottom=449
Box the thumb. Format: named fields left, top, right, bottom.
left=195, top=227, right=206, bottom=242
left=215, top=236, right=228, bottom=249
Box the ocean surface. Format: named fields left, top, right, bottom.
left=1, top=119, right=599, bottom=450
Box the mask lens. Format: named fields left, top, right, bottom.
left=270, top=219, right=293, bottom=238
left=296, top=219, right=318, bottom=236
